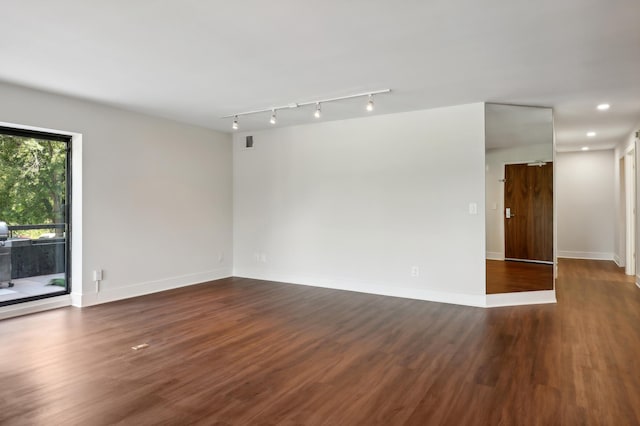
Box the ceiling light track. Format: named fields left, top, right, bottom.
left=222, top=89, right=391, bottom=129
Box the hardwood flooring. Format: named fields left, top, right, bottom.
left=0, top=259, right=639, bottom=425
left=486, top=259, right=554, bottom=293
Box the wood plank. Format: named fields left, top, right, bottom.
left=0, top=259, right=638, bottom=424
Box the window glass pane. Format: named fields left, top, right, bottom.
left=0, top=130, right=70, bottom=305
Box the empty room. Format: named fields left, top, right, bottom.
left=1, top=1, right=639, bottom=424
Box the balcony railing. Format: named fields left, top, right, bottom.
left=5, top=224, right=66, bottom=279
left=7, top=223, right=66, bottom=239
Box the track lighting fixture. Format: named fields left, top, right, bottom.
left=222, top=89, right=391, bottom=128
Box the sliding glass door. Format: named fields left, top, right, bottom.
left=0, top=127, right=71, bottom=306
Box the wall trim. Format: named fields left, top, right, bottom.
left=1, top=272, right=559, bottom=314
left=234, top=271, right=556, bottom=308
left=236, top=271, right=487, bottom=307
left=70, top=292, right=83, bottom=307
left=0, top=294, right=72, bottom=320
left=485, top=290, right=556, bottom=307
left=76, top=267, right=233, bottom=307
left=557, top=251, right=614, bottom=261
left=614, top=254, right=624, bottom=267
left=486, top=251, right=504, bottom=261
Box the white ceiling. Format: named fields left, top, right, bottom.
left=1, top=1, right=639, bottom=150
left=485, top=104, right=553, bottom=150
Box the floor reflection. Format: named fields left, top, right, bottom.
left=486, top=260, right=553, bottom=294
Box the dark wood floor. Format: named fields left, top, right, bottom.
left=0, top=259, right=639, bottom=425
left=486, top=259, right=554, bottom=293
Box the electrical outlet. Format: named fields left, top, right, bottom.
left=411, top=266, right=419, bottom=277
left=260, top=253, right=267, bottom=263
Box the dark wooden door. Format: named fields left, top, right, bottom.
left=504, top=163, right=553, bottom=262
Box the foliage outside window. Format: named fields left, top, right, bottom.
left=0, top=134, right=67, bottom=239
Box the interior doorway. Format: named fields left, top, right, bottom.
left=504, top=162, right=554, bottom=263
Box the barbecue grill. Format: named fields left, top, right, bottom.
left=0, top=221, right=14, bottom=288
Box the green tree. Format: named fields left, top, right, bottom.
left=0, top=134, right=67, bottom=235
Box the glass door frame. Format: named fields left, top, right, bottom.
left=0, top=126, right=72, bottom=307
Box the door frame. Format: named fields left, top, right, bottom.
left=623, top=147, right=636, bottom=276
left=0, top=126, right=72, bottom=307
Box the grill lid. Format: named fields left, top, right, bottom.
left=0, top=222, right=8, bottom=241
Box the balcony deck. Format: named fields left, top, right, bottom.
left=0, top=273, right=65, bottom=302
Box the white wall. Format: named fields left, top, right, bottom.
left=0, top=82, right=233, bottom=308
left=557, top=149, right=615, bottom=260
left=233, top=103, right=487, bottom=306
left=485, top=144, right=553, bottom=259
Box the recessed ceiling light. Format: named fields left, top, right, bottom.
left=582, top=146, right=590, bottom=151
left=597, top=104, right=610, bottom=111
left=587, top=131, right=596, bottom=137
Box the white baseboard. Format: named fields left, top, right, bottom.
left=557, top=251, right=614, bottom=261
left=75, top=267, right=233, bottom=307
left=235, top=270, right=556, bottom=308
left=486, top=251, right=504, bottom=261
left=0, top=294, right=72, bottom=320
left=235, top=271, right=487, bottom=308
left=1, top=268, right=557, bottom=315
left=485, top=290, right=556, bottom=307
left=70, top=292, right=83, bottom=307
left=614, top=254, right=624, bottom=267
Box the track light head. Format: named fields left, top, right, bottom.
left=270, top=110, right=277, bottom=125
left=314, top=103, right=321, bottom=119
left=366, top=94, right=374, bottom=112
left=232, top=116, right=239, bottom=130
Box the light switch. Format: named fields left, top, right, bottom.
left=469, top=202, right=478, bottom=215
